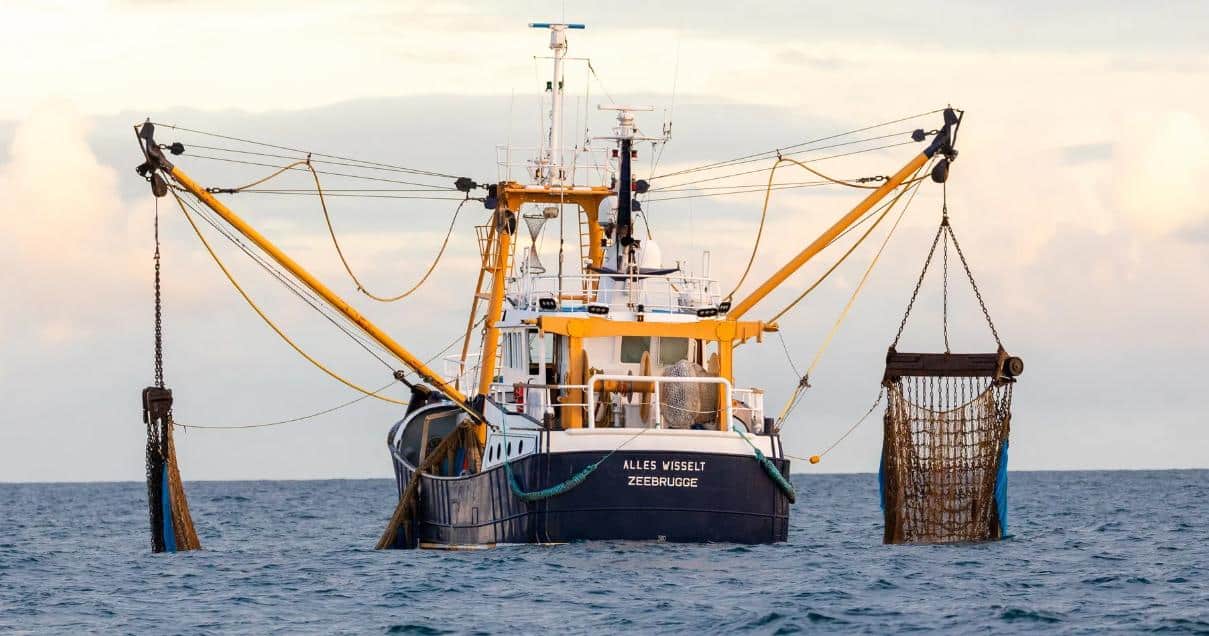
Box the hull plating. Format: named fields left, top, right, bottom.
left=389, top=446, right=791, bottom=548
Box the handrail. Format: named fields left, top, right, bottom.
left=521, top=272, right=720, bottom=314
left=586, top=374, right=732, bottom=429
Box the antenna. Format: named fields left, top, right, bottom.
left=530, top=22, right=585, bottom=185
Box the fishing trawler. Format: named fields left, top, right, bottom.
left=135, top=22, right=965, bottom=550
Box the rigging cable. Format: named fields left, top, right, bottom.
left=656, top=140, right=920, bottom=192
left=178, top=313, right=487, bottom=431
left=774, top=162, right=931, bottom=426
left=305, top=160, right=469, bottom=303
left=765, top=174, right=923, bottom=325
left=177, top=382, right=393, bottom=430
left=198, top=156, right=470, bottom=303
left=167, top=187, right=410, bottom=406
left=790, top=389, right=886, bottom=466
left=184, top=152, right=464, bottom=193
left=181, top=143, right=457, bottom=185
left=724, top=155, right=921, bottom=301
left=650, top=108, right=942, bottom=181
left=153, top=122, right=458, bottom=179
left=178, top=193, right=399, bottom=370
left=654, top=129, right=912, bottom=187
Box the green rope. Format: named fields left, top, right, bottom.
left=504, top=455, right=603, bottom=502
left=499, top=404, right=610, bottom=502
left=500, top=415, right=795, bottom=504
left=735, top=427, right=797, bottom=503
left=500, top=407, right=651, bottom=502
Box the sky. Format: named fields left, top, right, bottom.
left=1, top=0, right=1208, bottom=482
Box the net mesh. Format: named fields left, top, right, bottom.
left=144, top=387, right=201, bottom=553
left=881, top=363, right=1013, bottom=544
left=659, top=360, right=719, bottom=429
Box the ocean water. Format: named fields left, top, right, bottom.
left=1, top=471, right=1206, bottom=634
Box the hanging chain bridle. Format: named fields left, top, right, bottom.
left=891, top=185, right=1001, bottom=350
left=154, top=197, right=165, bottom=390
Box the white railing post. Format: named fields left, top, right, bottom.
left=586, top=375, right=597, bottom=428
left=725, top=383, right=733, bottom=430
left=652, top=381, right=661, bottom=428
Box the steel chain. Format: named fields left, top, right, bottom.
left=153, top=197, right=165, bottom=389
left=891, top=221, right=946, bottom=348
left=945, top=222, right=1003, bottom=347
left=942, top=219, right=950, bottom=353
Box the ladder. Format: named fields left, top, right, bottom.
left=577, top=204, right=595, bottom=297
left=461, top=222, right=516, bottom=390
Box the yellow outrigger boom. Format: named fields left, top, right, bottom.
left=728, top=114, right=956, bottom=320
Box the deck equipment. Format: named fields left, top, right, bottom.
left=879, top=205, right=1023, bottom=544
left=137, top=187, right=200, bottom=553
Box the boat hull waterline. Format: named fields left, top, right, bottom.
left=388, top=426, right=792, bottom=548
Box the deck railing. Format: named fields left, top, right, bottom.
left=585, top=374, right=733, bottom=429
left=483, top=374, right=764, bottom=432
left=520, top=273, right=721, bottom=315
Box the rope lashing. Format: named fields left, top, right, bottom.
left=734, top=427, right=796, bottom=503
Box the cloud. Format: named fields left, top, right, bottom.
left=1112, top=111, right=1209, bottom=237
left=0, top=101, right=146, bottom=347
left=5, top=2, right=1209, bottom=478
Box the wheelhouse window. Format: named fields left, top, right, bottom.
left=620, top=336, right=651, bottom=363
left=503, top=332, right=526, bottom=370
left=528, top=330, right=554, bottom=365
left=658, top=337, right=690, bottom=365
left=528, top=329, right=553, bottom=375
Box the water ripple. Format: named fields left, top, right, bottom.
left=0, top=471, right=1205, bottom=633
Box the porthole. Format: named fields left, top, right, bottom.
left=519, top=440, right=525, bottom=453
left=507, top=442, right=513, bottom=456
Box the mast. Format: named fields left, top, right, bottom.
left=598, top=105, right=654, bottom=269
left=530, top=22, right=584, bottom=185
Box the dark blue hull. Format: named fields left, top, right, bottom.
left=390, top=448, right=791, bottom=548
